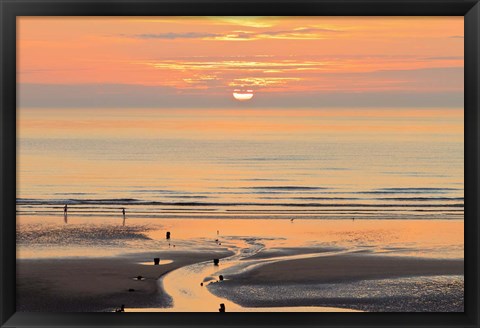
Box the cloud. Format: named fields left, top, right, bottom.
left=18, top=83, right=463, bottom=109
left=213, top=27, right=343, bottom=41
left=144, top=59, right=321, bottom=72
left=137, top=55, right=462, bottom=92
left=228, top=77, right=302, bottom=87
left=20, top=68, right=93, bottom=76
left=302, top=67, right=464, bottom=93
left=259, top=27, right=342, bottom=36
left=424, top=56, right=463, bottom=61
left=126, top=27, right=344, bottom=41
left=129, top=32, right=220, bottom=40
left=449, top=35, right=464, bottom=39
left=207, top=17, right=275, bottom=28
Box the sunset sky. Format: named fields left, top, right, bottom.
left=18, top=16, right=463, bottom=109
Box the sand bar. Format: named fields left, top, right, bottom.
left=228, top=253, right=464, bottom=284
left=17, top=249, right=233, bottom=312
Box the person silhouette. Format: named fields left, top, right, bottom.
left=122, top=208, right=126, bottom=226
left=63, top=204, right=68, bottom=223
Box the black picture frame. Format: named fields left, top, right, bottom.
left=1, top=0, right=479, bottom=327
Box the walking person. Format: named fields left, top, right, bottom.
left=63, top=204, right=68, bottom=223
left=122, top=208, right=126, bottom=226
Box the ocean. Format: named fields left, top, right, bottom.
left=17, top=107, right=464, bottom=221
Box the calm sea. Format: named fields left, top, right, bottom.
left=17, top=107, right=464, bottom=220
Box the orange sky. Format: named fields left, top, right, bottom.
left=17, top=16, right=463, bottom=108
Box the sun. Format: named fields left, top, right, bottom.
left=233, top=89, right=254, bottom=101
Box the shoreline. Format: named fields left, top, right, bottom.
left=16, top=217, right=464, bottom=312
left=17, top=249, right=233, bottom=312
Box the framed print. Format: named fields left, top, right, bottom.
left=1, top=0, right=479, bottom=327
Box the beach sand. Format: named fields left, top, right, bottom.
left=16, top=245, right=464, bottom=312
left=208, top=252, right=464, bottom=312
left=16, top=217, right=464, bottom=312
left=231, top=253, right=464, bottom=284
left=17, top=249, right=233, bottom=312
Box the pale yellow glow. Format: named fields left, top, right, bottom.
left=233, top=90, right=254, bottom=101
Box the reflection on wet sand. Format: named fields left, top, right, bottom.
left=16, top=215, right=463, bottom=312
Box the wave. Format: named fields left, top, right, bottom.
left=53, top=192, right=96, bottom=196
left=14, top=212, right=464, bottom=221
left=240, top=178, right=292, bottom=182
left=378, top=188, right=460, bottom=191
left=261, top=197, right=361, bottom=200
left=242, top=186, right=328, bottom=191
left=131, top=189, right=180, bottom=194
left=17, top=198, right=141, bottom=205
left=111, top=186, right=463, bottom=197
left=237, top=157, right=310, bottom=161
left=163, top=195, right=210, bottom=199
left=260, top=196, right=462, bottom=201
left=16, top=198, right=464, bottom=208
left=359, top=190, right=459, bottom=195
left=376, top=197, right=464, bottom=201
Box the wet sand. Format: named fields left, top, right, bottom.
left=16, top=246, right=464, bottom=312
left=208, top=252, right=464, bottom=312
left=16, top=249, right=233, bottom=312
left=16, top=217, right=464, bottom=312
left=227, top=253, right=464, bottom=284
